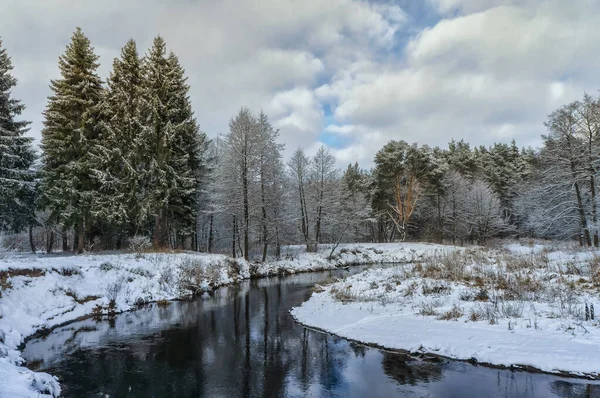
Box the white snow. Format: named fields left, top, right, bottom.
left=0, top=242, right=446, bottom=397
left=291, top=243, right=600, bottom=379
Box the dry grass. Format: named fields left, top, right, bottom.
left=325, top=244, right=600, bottom=327
left=178, top=258, right=223, bottom=293
left=1, top=268, right=46, bottom=297
left=438, top=304, right=463, bottom=321
left=156, top=299, right=170, bottom=307
left=63, top=289, right=100, bottom=305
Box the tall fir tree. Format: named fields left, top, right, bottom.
left=166, top=51, right=209, bottom=248
left=91, top=39, right=144, bottom=243
left=0, top=38, right=36, bottom=234
left=139, top=37, right=206, bottom=248
left=40, top=28, right=104, bottom=253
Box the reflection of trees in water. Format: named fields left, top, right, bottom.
left=31, top=269, right=600, bottom=398
left=551, top=381, right=600, bottom=398
left=46, top=272, right=356, bottom=397
left=349, top=342, right=366, bottom=358
left=381, top=352, right=443, bottom=386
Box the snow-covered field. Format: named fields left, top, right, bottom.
left=291, top=242, right=600, bottom=379
left=0, top=242, right=446, bottom=397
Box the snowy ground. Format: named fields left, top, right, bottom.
left=0, top=242, right=447, bottom=397
left=291, top=242, right=600, bottom=379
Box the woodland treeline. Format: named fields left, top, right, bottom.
left=1, top=28, right=598, bottom=258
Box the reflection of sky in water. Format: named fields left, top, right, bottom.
left=23, top=269, right=600, bottom=398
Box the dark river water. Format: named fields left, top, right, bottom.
left=23, top=267, right=600, bottom=398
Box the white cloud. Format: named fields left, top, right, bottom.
left=3, top=0, right=600, bottom=170
left=3, top=0, right=403, bottom=157
left=316, top=0, right=600, bottom=166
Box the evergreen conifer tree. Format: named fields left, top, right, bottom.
left=40, top=27, right=104, bottom=253
left=139, top=37, right=207, bottom=248
left=0, top=38, right=36, bottom=234
left=91, top=39, right=144, bottom=242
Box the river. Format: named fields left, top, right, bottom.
left=22, top=266, right=599, bottom=397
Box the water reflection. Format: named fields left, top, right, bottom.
left=23, top=268, right=600, bottom=398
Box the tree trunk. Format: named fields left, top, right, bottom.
left=29, top=225, right=36, bottom=254
left=261, top=169, right=268, bottom=262
left=232, top=215, right=237, bottom=258
left=315, top=171, right=324, bottom=246
left=299, top=181, right=310, bottom=251
left=153, top=214, right=161, bottom=249
left=242, top=159, right=249, bottom=261
left=62, top=229, right=68, bottom=252
left=47, top=230, right=55, bottom=254
left=76, top=218, right=85, bottom=254
left=590, top=175, right=598, bottom=246
left=208, top=214, right=214, bottom=253
left=437, top=194, right=444, bottom=244
left=574, top=181, right=592, bottom=247
left=452, top=194, right=457, bottom=245
left=274, top=224, right=281, bottom=260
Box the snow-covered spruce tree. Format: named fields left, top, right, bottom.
left=40, top=28, right=104, bottom=253
left=166, top=52, right=209, bottom=249
left=138, top=37, right=207, bottom=249
left=90, top=39, right=144, bottom=247
left=0, top=39, right=36, bottom=238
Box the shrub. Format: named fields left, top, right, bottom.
left=422, top=282, right=450, bottom=295
left=99, top=262, right=114, bottom=272
left=475, top=287, right=489, bottom=301
left=129, top=266, right=152, bottom=278
left=178, top=258, right=222, bottom=294
left=418, top=302, right=438, bottom=316
left=438, top=304, right=463, bottom=320
left=128, top=235, right=152, bottom=252
left=106, top=279, right=123, bottom=302
left=158, top=267, right=174, bottom=289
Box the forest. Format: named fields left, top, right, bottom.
left=1, top=28, right=599, bottom=259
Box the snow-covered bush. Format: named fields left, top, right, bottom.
left=178, top=259, right=222, bottom=294
left=106, top=279, right=124, bottom=303
left=128, top=235, right=152, bottom=252
left=0, top=232, right=28, bottom=252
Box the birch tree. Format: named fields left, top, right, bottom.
left=543, top=102, right=592, bottom=246
left=287, top=148, right=311, bottom=250
left=308, top=146, right=338, bottom=250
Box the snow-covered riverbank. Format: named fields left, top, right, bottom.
left=0, top=242, right=448, bottom=397
left=291, top=243, right=600, bottom=379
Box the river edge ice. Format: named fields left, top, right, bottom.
left=291, top=243, right=600, bottom=380
left=0, top=242, right=446, bottom=397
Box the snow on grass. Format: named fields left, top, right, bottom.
left=0, top=242, right=447, bottom=397
left=291, top=244, right=600, bottom=379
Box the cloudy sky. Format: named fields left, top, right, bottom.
left=3, top=0, right=600, bottom=167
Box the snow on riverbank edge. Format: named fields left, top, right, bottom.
left=290, top=247, right=600, bottom=381
left=0, top=242, right=448, bottom=397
